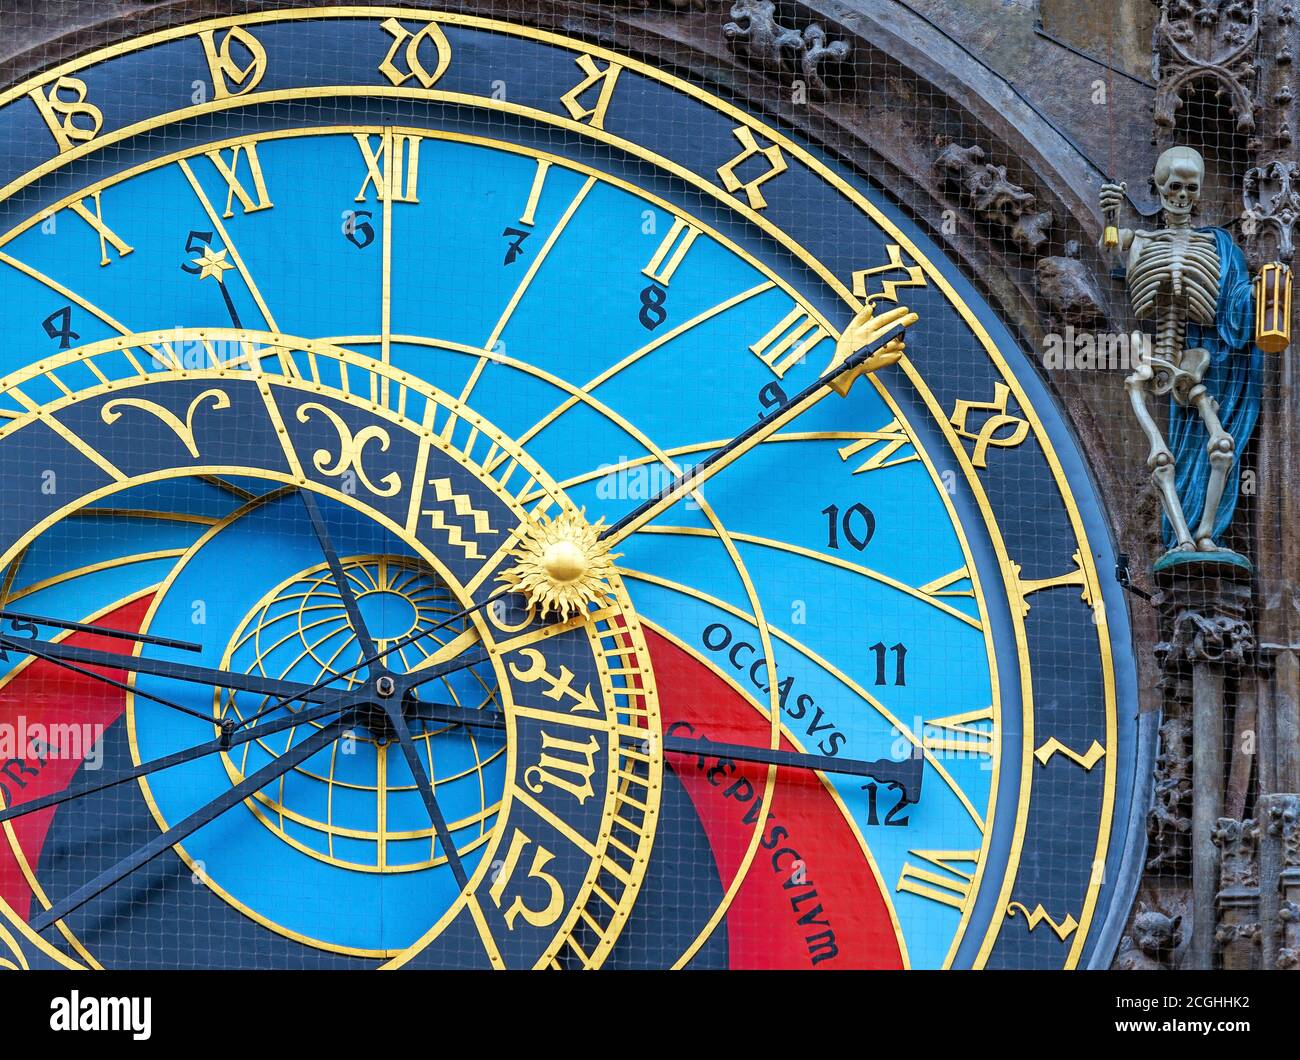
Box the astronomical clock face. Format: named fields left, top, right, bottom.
left=0, top=9, right=1143, bottom=970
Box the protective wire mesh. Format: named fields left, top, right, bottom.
left=0, top=0, right=1274, bottom=971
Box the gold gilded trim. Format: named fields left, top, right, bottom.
left=0, top=11, right=1120, bottom=968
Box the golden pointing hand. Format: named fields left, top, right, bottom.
left=822, top=303, right=919, bottom=396
left=498, top=300, right=922, bottom=619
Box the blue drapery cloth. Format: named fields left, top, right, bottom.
left=1161, top=226, right=1262, bottom=548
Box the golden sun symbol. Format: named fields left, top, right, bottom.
left=498, top=508, right=620, bottom=620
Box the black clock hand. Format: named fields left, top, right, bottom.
left=0, top=633, right=223, bottom=725
left=1, top=635, right=346, bottom=705
left=232, top=588, right=509, bottom=730
left=377, top=320, right=917, bottom=640
left=600, top=308, right=914, bottom=545
left=385, top=706, right=469, bottom=889
left=236, top=640, right=492, bottom=729
left=30, top=716, right=352, bottom=933
left=662, top=731, right=924, bottom=805
left=299, top=490, right=379, bottom=663
left=403, top=647, right=491, bottom=687
left=218, top=284, right=243, bottom=328
left=0, top=608, right=202, bottom=652
left=0, top=699, right=348, bottom=825
left=407, top=700, right=924, bottom=804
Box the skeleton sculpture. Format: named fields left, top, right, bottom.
left=1100, top=148, right=1261, bottom=559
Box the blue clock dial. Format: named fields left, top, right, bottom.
left=0, top=10, right=1142, bottom=971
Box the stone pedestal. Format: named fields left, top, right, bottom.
left=1154, top=559, right=1255, bottom=969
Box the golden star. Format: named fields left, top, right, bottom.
left=190, top=245, right=234, bottom=283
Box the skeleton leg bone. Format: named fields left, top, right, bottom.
left=1125, top=365, right=1196, bottom=550
left=1188, top=380, right=1235, bottom=551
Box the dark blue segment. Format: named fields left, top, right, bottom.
left=984, top=589, right=1110, bottom=969
left=52, top=377, right=287, bottom=480
left=510, top=712, right=609, bottom=847
left=36, top=719, right=373, bottom=969
left=0, top=419, right=114, bottom=556
left=476, top=804, right=594, bottom=969
left=269, top=383, right=436, bottom=531
left=606, top=763, right=730, bottom=969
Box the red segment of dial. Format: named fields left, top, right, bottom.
left=646, top=628, right=903, bottom=969
left=0, top=596, right=154, bottom=921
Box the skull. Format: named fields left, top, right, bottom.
left=1153, top=146, right=1205, bottom=219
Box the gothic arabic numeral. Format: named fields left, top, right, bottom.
left=757, top=381, right=787, bottom=419
left=822, top=502, right=876, bottom=551
left=343, top=210, right=375, bottom=249
left=863, top=781, right=911, bottom=827
left=502, top=227, right=529, bottom=265
left=869, top=641, right=907, bottom=687
left=638, top=282, right=667, bottom=330
left=42, top=307, right=78, bottom=349
left=180, top=230, right=215, bottom=273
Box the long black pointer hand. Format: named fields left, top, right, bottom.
left=386, top=708, right=469, bottom=889
left=1, top=622, right=479, bottom=738
left=0, top=608, right=202, bottom=652
left=258, top=317, right=916, bottom=702
left=404, top=647, right=491, bottom=687
left=300, top=490, right=469, bottom=888
left=341, top=322, right=913, bottom=702
left=2, top=635, right=346, bottom=705
left=31, top=716, right=351, bottom=933
left=0, top=699, right=347, bottom=824
left=0, top=633, right=220, bottom=725
left=299, top=491, right=379, bottom=663
left=407, top=700, right=924, bottom=805
left=661, top=732, right=924, bottom=805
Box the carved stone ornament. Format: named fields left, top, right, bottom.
left=1243, top=158, right=1300, bottom=260
left=1115, top=903, right=1184, bottom=969
left=1153, top=0, right=1260, bottom=137
left=1215, top=919, right=1261, bottom=945
left=1280, top=899, right=1300, bottom=969
left=1214, top=816, right=1261, bottom=969
left=1035, top=243, right=1108, bottom=328
left=1264, top=792, right=1300, bottom=867
left=1155, top=607, right=1256, bottom=667
left=1262, top=793, right=1300, bottom=969
left=722, top=1, right=851, bottom=98
left=932, top=143, right=1054, bottom=255
left=1212, top=816, right=1261, bottom=890
left=1146, top=714, right=1193, bottom=872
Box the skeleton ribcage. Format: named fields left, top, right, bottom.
left=1127, top=231, right=1219, bottom=325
